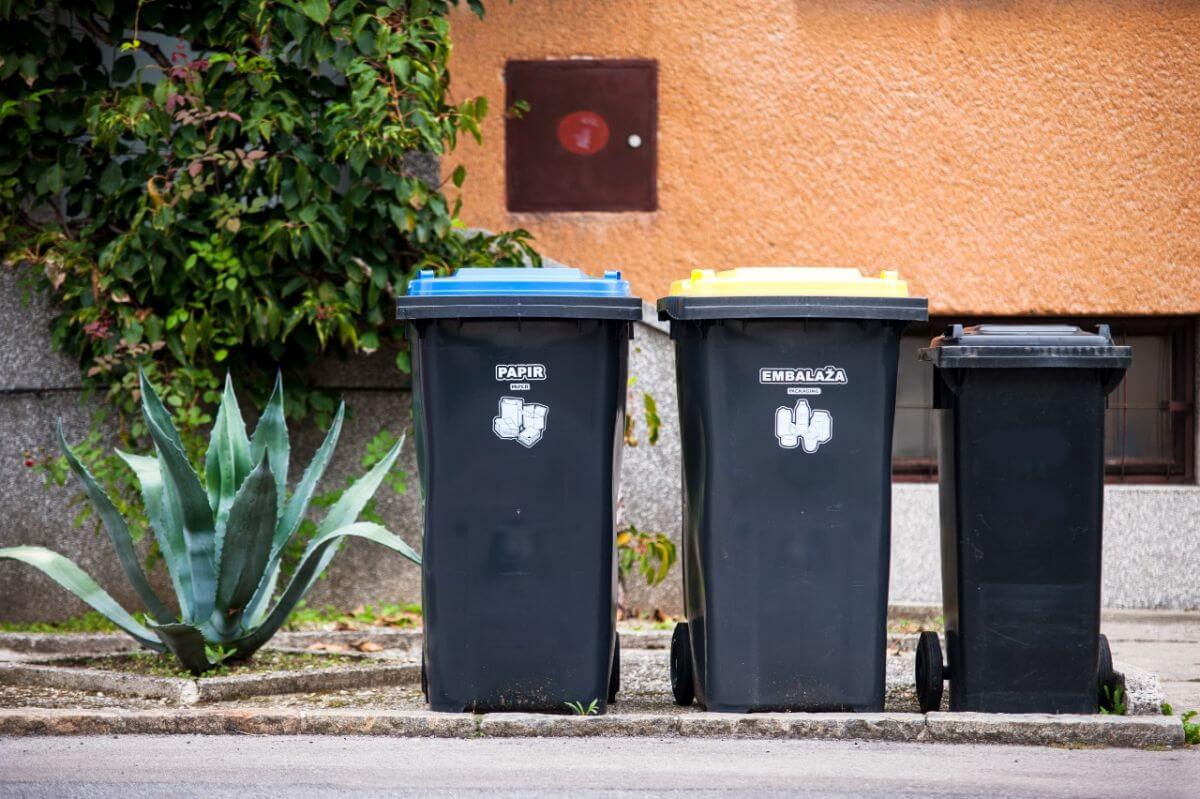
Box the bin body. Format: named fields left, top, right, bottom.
left=398, top=268, right=640, bottom=713
left=925, top=325, right=1131, bottom=713
left=660, top=268, right=927, bottom=712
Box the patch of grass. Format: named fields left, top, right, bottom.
left=1100, top=685, right=1127, bottom=716
left=284, top=601, right=422, bottom=631
left=0, top=611, right=124, bottom=634
left=58, top=650, right=363, bottom=679
left=565, top=699, right=599, bottom=716
left=888, top=615, right=945, bottom=635
left=1182, top=710, right=1199, bottom=746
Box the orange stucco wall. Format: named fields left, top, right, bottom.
left=447, top=1, right=1200, bottom=315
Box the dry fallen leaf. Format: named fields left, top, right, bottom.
left=352, top=639, right=384, bottom=653
left=306, top=642, right=350, bottom=653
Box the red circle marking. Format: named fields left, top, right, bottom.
left=556, top=111, right=610, bottom=156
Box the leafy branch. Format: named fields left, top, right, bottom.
left=0, top=0, right=536, bottom=557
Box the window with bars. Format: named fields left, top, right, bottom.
left=892, top=317, right=1196, bottom=484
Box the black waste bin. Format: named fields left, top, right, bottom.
left=658, top=267, right=928, bottom=712
left=914, top=324, right=1132, bottom=714
left=397, top=267, right=641, bottom=713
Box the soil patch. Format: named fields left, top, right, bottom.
left=57, top=650, right=365, bottom=679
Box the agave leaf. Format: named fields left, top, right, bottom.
left=55, top=422, right=173, bottom=624
left=138, top=370, right=186, bottom=453
left=275, top=400, right=344, bottom=551
left=317, top=434, right=404, bottom=535
left=231, top=522, right=419, bottom=657
left=204, top=374, right=252, bottom=531
left=249, top=372, right=289, bottom=514
left=150, top=622, right=211, bottom=675
left=242, top=562, right=279, bottom=629
left=240, top=401, right=345, bottom=625
left=214, top=454, right=277, bottom=625
left=0, top=546, right=165, bottom=651
left=144, top=410, right=218, bottom=624
left=115, top=449, right=192, bottom=621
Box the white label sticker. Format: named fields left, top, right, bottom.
left=496, top=364, right=547, bottom=381
left=492, top=396, right=549, bottom=448
left=759, top=366, right=848, bottom=385
left=774, top=399, right=832, bottom=453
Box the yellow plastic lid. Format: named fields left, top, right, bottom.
left=668, top=267, right=910, bottom=298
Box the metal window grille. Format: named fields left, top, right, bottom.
left=891, top=317, right=1196, bottom=484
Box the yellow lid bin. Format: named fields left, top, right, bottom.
left=668, top=266, right=911, bottom=298
left=656, top=266, right=927, bottom=713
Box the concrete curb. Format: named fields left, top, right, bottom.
left=1120, top=662, right=1167, bottom=716
left=924, top=712, right=1185, bottom=748
left=195, top=663, right=418, bottom=703
left=0, top=663, right=196, bottom=703
left=0, top=661, right=418, bottom=705
left=273, top=629, right=422, bottom=653
left=0, top=708, right=1184, bottom=748
left=0, top=633, right=140, bottom=657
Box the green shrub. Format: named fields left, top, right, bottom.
left=0, top=0, right=534, bottom=526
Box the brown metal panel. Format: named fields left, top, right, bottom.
left=505, top=59, right=657, bottom=212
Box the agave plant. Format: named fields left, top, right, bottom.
left=0, top=372, right=418, bottom=674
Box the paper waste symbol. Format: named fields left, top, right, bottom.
left=774, top=399, right=832, bottom=453
left=493, top=396, right=549, bottom=449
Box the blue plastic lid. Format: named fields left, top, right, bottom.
left=407, top=267, right=631, bottom=298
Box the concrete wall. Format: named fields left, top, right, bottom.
left=447, top=0, right=1200, bottom=315
left=4, top=271, right=1196, bottom=621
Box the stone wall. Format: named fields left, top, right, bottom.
left=2, top=272, right=1198, bottom=622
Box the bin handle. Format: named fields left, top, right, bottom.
left=932, top=367, right=962, bottom=408
left=1100, top=368, right=1127, bottom=397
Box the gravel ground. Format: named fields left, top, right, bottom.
left=0, top=684, right=174, bottom=710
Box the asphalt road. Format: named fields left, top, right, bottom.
left=0, top=736, right=1195, bottom=798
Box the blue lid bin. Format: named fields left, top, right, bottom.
left=398, top=267, right=642, bottom=319
left=395, top=268, right=641, bottom=713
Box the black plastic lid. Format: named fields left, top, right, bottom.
left=657, top=295, right=928, bottom=322
left=921, top=324, right=1133, bottom=369
left=397, top=295, right=642, bottom=321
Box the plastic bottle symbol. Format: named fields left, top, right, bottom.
left=493, top=397, right=549, bottom=448
left=774, top=399, right=832, bottom=453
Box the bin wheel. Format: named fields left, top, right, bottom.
left=670, top=622, right=695, bottom=707
left=915, top=631, right=944, bottom=713
left=420, top=655, right=428, bottom=701
left=608, top=634, right=620, bottom=704
left=1097, top=634, right=1118, bottom=694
